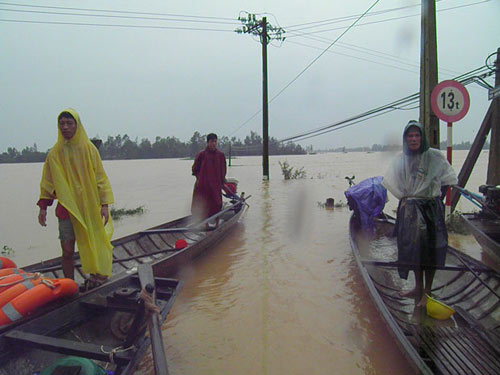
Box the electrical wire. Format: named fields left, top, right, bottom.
left=266, top=0, right=380, bottom=105
left=0, top=1, right=238, bottom=21
left=230, top=0, right=380, bottom=136
left=0, top=7, right=240, bottom=25
left=278, top=66, right=494, bottom=143
left=284, top=0, right=491, bottom=38
left=0, top=18, right=235, bottom=32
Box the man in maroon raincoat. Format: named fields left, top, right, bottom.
left=191, top=133, right=227, bottom=221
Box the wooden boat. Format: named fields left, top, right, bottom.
left=25, top=196, right=248, bottom=282
left=453, top=185, right=500, bottom=265
left=0, top=264, right=182, bottom=375
left=0, top=196, right=247, bottom=341
left=349, top=213, right=500, bottom=375
left=461, top=213, right=500, bottom=265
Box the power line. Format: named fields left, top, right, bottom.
left=0, top=1, right=238, bottom=21
left=286, top=39, right=419, bottom=75
left=278, top=66, right=493, bottom=143
left=284, top=0, right=490, bottom=38
left=283, top=2, right=424, bottom=30
left=0, top=18, right=235, bottom=32
left=267, top=0, right=381, bottom=105
left=286, top=34, right=460, bottom=77
left=230, top=0, right=380, bottom=137
left=0, top=7, right=240, bottom=25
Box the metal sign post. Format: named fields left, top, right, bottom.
left=431, top=80, right=470, bottom=217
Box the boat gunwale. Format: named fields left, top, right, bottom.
left=350, top=212, right=500, bottom=375
left=349, top=214, right=435, bottom=375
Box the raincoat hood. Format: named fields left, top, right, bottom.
left=39, top=108, right=114, bottom=276
left=403, top=120, right=429, bottom=155
left=56, top=108, right=88, bottom=146
left=382, top=120, right=457, bottom=200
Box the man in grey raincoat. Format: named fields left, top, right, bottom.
left=383, top=120, right=457, bottom=306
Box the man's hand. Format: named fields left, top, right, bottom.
left=38, top=208, right=47, bottom=227
left=101, top=205, right=110, bottom=225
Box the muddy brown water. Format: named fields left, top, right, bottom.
left=0, top=150, right=491, bottom=374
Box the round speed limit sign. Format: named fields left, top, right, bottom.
left=431, top=80, right=470, bottom=122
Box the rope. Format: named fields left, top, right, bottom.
left=0, top=272, right=42, bottom=288
left=139, top=288, right=161, bottom=330
left=100, top=344, right=136, bottom=364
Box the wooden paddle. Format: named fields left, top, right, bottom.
left=138, top=264, right=169, bottom=375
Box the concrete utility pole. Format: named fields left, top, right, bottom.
left=420, top=0, right=440, bottom=149
left=262, top=17, right=269, bottom=180
left=487, top=48, right=500, bottom=185
left=236, top=14, right=285, bottom=180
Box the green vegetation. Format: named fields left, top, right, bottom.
left=319, top=140, right=490, bottom=154
left=279, top=160, right=306, bottom=180
left=0, top=131, right=305, bottom=163
left=110, top=206, right=145, bottom=221
left=1, top=245, right=14, bottom=255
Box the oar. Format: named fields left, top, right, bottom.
left=138, top=264, right=169, bottom=375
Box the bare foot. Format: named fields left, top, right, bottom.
left=416, top=294, right=428, bottom=307
left=399, top=288, right=422, bottom=298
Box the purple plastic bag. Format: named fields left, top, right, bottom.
left=344, top=176, right=387, bottom=233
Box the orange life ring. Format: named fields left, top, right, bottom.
left=0, top=277, right=45, bottom=308
left=0, top=257, right=17, bottom=270
left=0, top=268, right=25, bottom=278
left=0, top=278, right=78, bottom=326
left=0, top=273, right=37, bottom=294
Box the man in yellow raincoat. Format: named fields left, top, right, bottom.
left=37, top=109, right=114, bottom=285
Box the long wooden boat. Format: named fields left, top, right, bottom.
left=460, top=213, right=500, bottom=265
left=0, top=265, right=182, bottom=375
left=0, top=197, right=247, bottom=336
left=25, top=196, right=248, bottom=281
left=349, top=213, right=500, bottom=375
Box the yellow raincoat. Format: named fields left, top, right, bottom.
left=39, top=108, right=114, bottom=276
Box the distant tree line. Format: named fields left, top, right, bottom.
left=0, top=131, right=306, bottom=163
left=326, top=140, right=490, bottom=153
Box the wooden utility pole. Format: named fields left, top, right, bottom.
left=236, top=14, right=285, bottom=180
left=420, top=0, right=440, bottom=149
left=262, top=17, right=270, bottom=180
left=487, top=48, right=500, bottom=185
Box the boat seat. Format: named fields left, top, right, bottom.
left=409, top=325, right=500, bottom=375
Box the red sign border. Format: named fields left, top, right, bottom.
left=431, top=80, right=470, bottom=122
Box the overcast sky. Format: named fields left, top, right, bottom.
left=1, top=0, right=499, bottom=152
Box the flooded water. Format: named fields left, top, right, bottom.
left=0, top=150, right=491, bottom=374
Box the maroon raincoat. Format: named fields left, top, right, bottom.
left=191, top=147, right=227, bottom=219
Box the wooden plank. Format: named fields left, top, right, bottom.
left=4, top=330, right=133, bottom=366
left=413, top=326, right=500, bottom=375
left=441, top=327, right=499, bottom=375
left=141, top=227, right=214, bottom=234
left=361, top=259, right=492, bottom=273
left=138, top=264, right=169, bottom=375
left=451, top=103, right=493, bottom=210
left=416, top=327, right=477, bottom=375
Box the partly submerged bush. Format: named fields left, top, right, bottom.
left=279, top=160, right=306, bottom=180
left=111, top=206, right=145, bottom=220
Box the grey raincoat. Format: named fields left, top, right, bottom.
left=382, top=121, right=457, bottom=279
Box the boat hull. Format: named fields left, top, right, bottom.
left=349, top=213, right=500, bottom=375
left=460, top=213, right=500, bottom=265
left=0, top=271, right=182, bottom=375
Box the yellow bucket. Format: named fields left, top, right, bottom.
left=426, top=294, right=455, bottom=320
